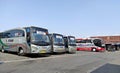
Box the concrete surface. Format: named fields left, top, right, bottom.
left=0, top=51, right=120, bottom=73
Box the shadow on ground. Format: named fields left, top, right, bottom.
left=91, top=63, right=120, bottom=73
left=1, top=51, right=66, bottom=58
left=1, top=51, right=51, bottom=58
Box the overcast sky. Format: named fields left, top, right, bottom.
left=0, top=0, right=120, bottom=38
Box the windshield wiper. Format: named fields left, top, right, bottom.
left=32, top=40, right=50, bottom=46
left=69, top=44, right=76, bottom=46
left=54, top=43, right=64, bottom=46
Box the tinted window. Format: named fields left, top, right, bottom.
left=93, top=39, right=102, bottom=47
left=53, top=35, right=64, bottom=44
left=76, top=39, right=92, bottom=43
left=0, top=33, right=2, bottom=38
left=0, top=32, right=10, bottom=38
left=31, top=27, right=50, bottom=43
left=69, top=37, right=76, bottom=44
left=6, top=30, right=25, bottom=38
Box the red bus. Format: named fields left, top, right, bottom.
left=76, top=38, right=105, bottom=52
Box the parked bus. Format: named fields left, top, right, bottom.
left=0, top=26, right=51, bottom=55
left=63, top=36, right=76, bottom=53
left=49, top=33, right=65, bottom=53
left=76, top=38, right=105, bottom=52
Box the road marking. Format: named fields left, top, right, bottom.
left=87, top=63, right=106, bottom=73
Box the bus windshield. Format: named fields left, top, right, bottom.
left=93, top=39, right=103, bottom=47
left=69, top=37, right=76, bottom=45
left=32, top=33, right=50, bottom=43
left=31, top=28, right=50, bottom=46
left=53, top=35, right=64, bottom=45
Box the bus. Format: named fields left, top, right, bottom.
left=76, top=38, right=105, bottom=52
left=63, top=36, right=76, bottom=53
left=49, top=33, right=65, bottom=53
left=0, top=26, right=51, bottom=55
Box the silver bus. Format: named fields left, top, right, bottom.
left=63, top=36, right=76, bottom=53
left=0, top=26, right=51, bottom=55
left=49, top=33, right=65, bottom=53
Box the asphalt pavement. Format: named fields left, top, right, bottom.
left=0, top=51, right=120, bottom=73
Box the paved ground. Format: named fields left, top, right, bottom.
left=0, top=51, right=120, bottom=73
left=0, top=52, right=28, bottom=61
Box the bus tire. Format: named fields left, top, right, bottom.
left=92, top=48, right=96, bottom=52
left=18, top=48, right=24, bottom=56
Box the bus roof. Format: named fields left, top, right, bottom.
left=63, top=36, right=75, bottom=38
left=24, top=26, right=48, bottom=30
left=1, top=26, right=48, bottom=33
left=49, top=33, right=63, bottom=36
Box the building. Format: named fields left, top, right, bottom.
left=90, top=36, right=120, bottom=44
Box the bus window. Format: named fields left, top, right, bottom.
left=10, top=30, right=25, bottom=37
left=69, top=37, right=76, bottom=46
left=53, top=35, right=64, bottom=45
left=93, top=39, right=103, bottom=47
left=76, top=39, right=92, bottom=43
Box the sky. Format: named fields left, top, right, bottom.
left=0, top=0, right=120, bottom=38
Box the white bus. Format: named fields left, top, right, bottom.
left=63, top=36, right=76, bottom=53
left=49, top=33, right=65, bottom=53
left=0, top=26, right=51, bottom=55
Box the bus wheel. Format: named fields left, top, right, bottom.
left=18, top=48, right=24, bottom=56
left=92, top=48, right=96, bottom=52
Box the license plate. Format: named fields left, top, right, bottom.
left=40, top=50, right=46, bottom=53
left=58, top=48, right=64, bottom=51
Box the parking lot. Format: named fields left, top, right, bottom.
left=0, top=51, right=120, bottom=73
left=0, top=51, right=119, bottom=63
left=0, top=51, right=97, bottom=63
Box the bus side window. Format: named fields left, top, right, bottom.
left=14, top=30, right=25, bottom=37
left=79, top=40, right=86, bottom=43
left=4, top=33, right=11, bottom=38
left=0, top=33, right=3, bottom=38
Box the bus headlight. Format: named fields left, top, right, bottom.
left=31, top=46, right=38, bottom=52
